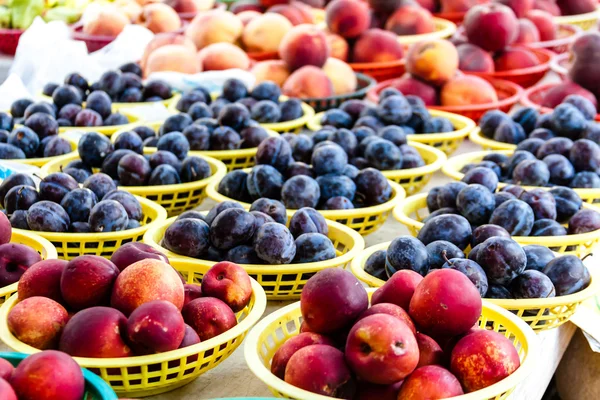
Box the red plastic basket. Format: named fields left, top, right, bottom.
left=247, top=50, right=280, bottom=62
left=468, top=48, right=555, bottom=88
left=349, top=60, right=406, bottom=82
left=525, top=24, right=581, bottom=54
left=0, top=28, right=24, bottom=55
left=550, top=52, right=570, bottom=80
left=71, top=23, right=115, bottom=52
left=367, top=76, right=523, bottom=121
left=433, top=11, right=466, bottom=25
left=177, top=1, right=226, bottom=21
left=521, top=82, right=600, bottom=121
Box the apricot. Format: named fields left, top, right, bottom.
left=167, top=0, right=216, bottom=13
left=326, top=0, right=371, bottom=39
left=541, top=81, right=598, bottom=109
left=285, top=344, right=355, bottom=398
left=534, top=0, right=561, bottom=15
left=397, top=366, right=464, bottom=400
left=372, top=269, right=423, bottom=311
left=180, top=324, right=201, bottom=348
left=355, top=381, right=403, bottom=400
left=0, top=212, right=9, bottom=244
left=441, top=75, right=498, bottom=106
left=61, top=255, right=120, bottom=310
left=252, top=60, right=291, bottom=86
left=525, top=9, right=556, bottom=41
left=0, top=378, right=16, bottom=400
left=18, top=259, right=67, bottom=303
left=140, top=33, right=197, bottom=71
left=111, top=259, right=185, bottom=316
left=388, top=75, right=438, bottom=106
left=279, top=24, right=329, bottom=71
left=450, top=329, right=520, bottom=392
left=416, top=333, right=444, bottom=368
left=515, top=19, right=541, bottom=44
left=127, top=300, right=186, bottom=354
left=268, top=4, right=308, bottom=25
left=323, top=58, right=358, bottom=95
left=0, top=358, right=14, bottom=380
left=352, top=29, right=404, bottom=63
left=110, top=242, right=170, bottom=272
left=441, top=0, right=480, bottom=13
left=0, top=243, right=42, bottom=287
left=242, top=13, right=293, bottom=53
left=457, top=43, right=495, bottom=73
left=144, top=44, right=200, bottom=77
left=8, top=297, right=68, bottom=349
left=11, top=351, right=84, bottom=400
left=464, top=3, right=519, bottom=52
left=385, top=4, right=435, bottom=36
left=139, top=3, right=181, bottom=33
left=271, top=332, right=335, bottom=379
left=237, top=10, right=262, bottom=25
left=494, top=47, right=539, bottom=71
left=283, top=66, right=334, bottom=98
left=300, top=269, right=368, bottom=334
left=201, top=261, right=252, bottom=312
left=231, top=0, right=264, bottom=13
left=184, top=283, right=203, bottom=306
left=356, top=302, right=416, bottom=335
left=59, top=307, right=132, bottom=358
left=558, top=0, right=597, bottom=16
left=326, top=32, right=349, bottom=61
left=367, top=0, right=403, bottom=14
left=83, top=9, right=129, bottom=37
left=288, top=1, right=317, bottom=24
left=409, top=269, right=482, bottom=337
left=182, top=297, right=237, bottom=341
left=199, top=42, right=251, bottom=71
left=185, top=9, right=243, bottom=49
left=406, top=39, right=459, bottom=86
left=346, top=314, right=419, bottom=384
left=496, top=0, right=534, bottom=18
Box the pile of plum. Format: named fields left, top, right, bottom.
left=421, top=179, right=600, bottom=245
left=365, top=233, right=590, bottom=300
left=43, top=63, right=173, bottom=104
left=218, top=136, right=394, bottom=210
left=130, top=106, right=273, bottom=152
left=162, top=201, right=336, bottom=265
left=66, top=131, right=212, bottom=187
left=480, top=95, right=600, bottom=147
left=466, top=135, right=600, bottom=190
left=5, top=248, right=252, bottom=358
left=175, top=78, right=304, bottom=125
left=318, top=87, right=455, bottom=134
left=0, top=110, right=72, bottom=160
left=0, top=170, right=144, bottom=233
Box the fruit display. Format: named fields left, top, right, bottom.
left=0, top=0, right=86, bottom=31
left=0, top=350, right=118, bottom=400
left=42, top=66, right=175, bottom=107
left=0, top=252, right=267, bottom=396
left=244, top=268, right=537, bottom=399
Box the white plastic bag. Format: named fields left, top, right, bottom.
left=146, top=69, right=256, bottom=93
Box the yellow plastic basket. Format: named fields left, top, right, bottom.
left=393, top=193, right=600, bottom=257
left=244, top=289, right=539, bottom=400
left=0, top=278, right=267, bottom=398
left=40, top=151, right=227, bottom=217
left=350, top=242, right=600, bottom=331
left=112, top=127, right=280, bottom=171
left=441, top=149, right=600, bottom=204
left=396, top=17, right=457, bottom=45
left=206, top=174, right=406, bottom=236
left=0, top=134, right=78, bottom=167
left=469, top=128, right=518, bottom=151
left=10, top=195, right=167, bottom=260
left=553, top=6, right=600, bottom=30
left=143, top=215, right=365, bottom=300
left=307, top=109, right=477, bottom=156
left=0, top=230, right=57, bottom=304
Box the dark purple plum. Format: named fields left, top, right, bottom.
left=323, top=196, right=354, bottom=210
left=101, top=149, right=136, bottom=179
left=43, top=82, right=59, bottom=96
left=253, top=222, right=296, bottom=264
left=226, top=245, right=262, bottom=264
left=282, top=175, right=321, bottom=209
left=52, top=85, right=83, bottom=109
left=157, top=132, right=189, bottom=160
left=385, top=235, right=429, bottom=276
left=78, top=132, right=113, bottom=167
left=279, top=99, right=303, bottom=122
left=290, top=134, right=314, bottom=164
left=486, top=284, right=512, bottom=299
left=0, top=129, right=8, bottom=143
left=246, top=165, right=284, bottom=200
left=426, top=187, right=441, bottom=212
left=329, top=129, right=358, bottom=157
left=311, top=143, right=348, bottom=176
left=365, top=249, right=387, bottom=280
left=494, top=192, right=516, bottom=208
left=568, top=209, right=600, bottom=234
left=422, top=207, right=459, bottom=224
left=4, top=185, right=39, bottom=214
left=436, top=182, right=467, bottom=209
left=119, top=88, right=143, bottom=103
left=119, top=62, right=143, bottom=77
left=132, top=126, right=156, bottom=141
left=83, top=173, right=117, bottom=200
left=104, top=113, right=129, bottom=126
left=249, top=198, right=287, bottom=224
left=120, top=72, right=143, bottom=91
left=289, top=207, right=328, bottom=238
left=523, top=245, right=555, bottom=272
left=251, top=100, right=281, bottom=123
left=349, top=156, right=369, bottom=169
left=442, top=258, right=488, bottom=296
left=103, top=190, right=142, bottom=221
left=476, top=236, right=527, bottom=286
left=537, top=137, right=574, bottom=159
left=471, top=224, right=511, bottom=247
left=479, top=110, right=512, bottom=138
left=493, top=121, right=526, bottom=144
left=377, top=95, right=411, bottom=125
left=354, top=168, right=392, bottom=206
left=489, top=199, right=535, bottom=236
left=217, top=170, right=252, bottom=203
left=483, top=153, right=509, bottom=165
left=549, top=186, right=582, bottom=223
left=293, top=233, right=336, bottom=263
left=142, top=80, right=172, bottom=100
left=320, top=109, right=352, bottom=129
left=89, top=200, right=129, bottom=232
left=543, top=255, right=590, bottom=296
left=211, top=126, right=241, bottom=150
left=26, top=201, right=70, bottom=232
left=74, top=109, right=103, bottom=127
left=461, top=167, right=498, bottom=192
left=24, top=113, right=59, bottom=140
left=543, top=155, right=575, bottom=186
left=205, top=201, right=245, bottom=226
left=364, top=139, right=402, bottom=170
left=209, top=98, right=230, bottom=118
left=531, top=219, right=567, bottom=236
left=456, top=184, right=495, bottom=225
left=0, top=173, right=35, bottom=207
left=520, top=188, right=557, bottom=220
left=149, top=164, right=180, bottom=185
left=569, top=139, right=600, bottom=172
left=342, top=164, right=359, bottom=180
left=551, top=103, right=586, bottom=139
left=570, top=171, right=600, bottom=188
left=114, top=131, right=143, bottom=154
left=222, top=79, right=248, bottom=102
left=60, top=188, right=97, bottom=223
left=7, top=127, right=39, bottom=158
left=255, top=137, right=293, bottom=172
left=180, top=156, right=211, bottom=182
left=251, top=211, right=275, bottom=231
left=417, top=214, right=472, bottom=251
left=176, top=90, right=207, bottom=113
left=339, top=99, right=368, bottom=122
left=501, top=184, right=526, bottom=198
left=316, top=174, right=355, bottom=203
left=516, top=138, right=544, bottom=155
left=425, top=240, right=464, bottom=270
left=176, top=210, right=206, bottom=221
left=0, top=114, right=11, bottom=132
left=24, top=102, right=55, bottom=119
left=43, top=136, right=72, bottom=158
left=64, top=166, right=92, bottom=183
left=512, top=160, right=550, bottom=186
left=218, top=103, right=250, bottom=132
left=10, top=210, right=30, bottom=230
left=529, top=128, right=554, bottom=140
left=162, top=114, right=193, bottom=134
left=148, top=150, right=181, bottom=171
left=240, top=126, right=269, bottom=149
left=505, top=150, right=536, bottom=177
left=251, top=81, right=280, bottom=102
left=510, top=270, right=555, bottom=299
left=97, top=71, right=124, bottom=97
left=378, top=126, right=407, bottom=147
left=512, top=107, right=538, bottom=133
left=187, top=102, right=212, bottom=121
left=183, top=125, right=210, bottom=151
left=163, top=218, right=210, bottom=257
left=209, top=208, right=256, bottom=250
left=10, top=99, right=34, bottom=118
left=39, top=172, right=78, bottom=203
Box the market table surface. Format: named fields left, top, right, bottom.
left=0, top=139, right=580, bottom=399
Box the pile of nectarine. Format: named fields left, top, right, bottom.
left=271, top=268, right=521, bottom=398
left=0, top=351, right=87, bottom=400
left=6, top=245, right=252, bottom=358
